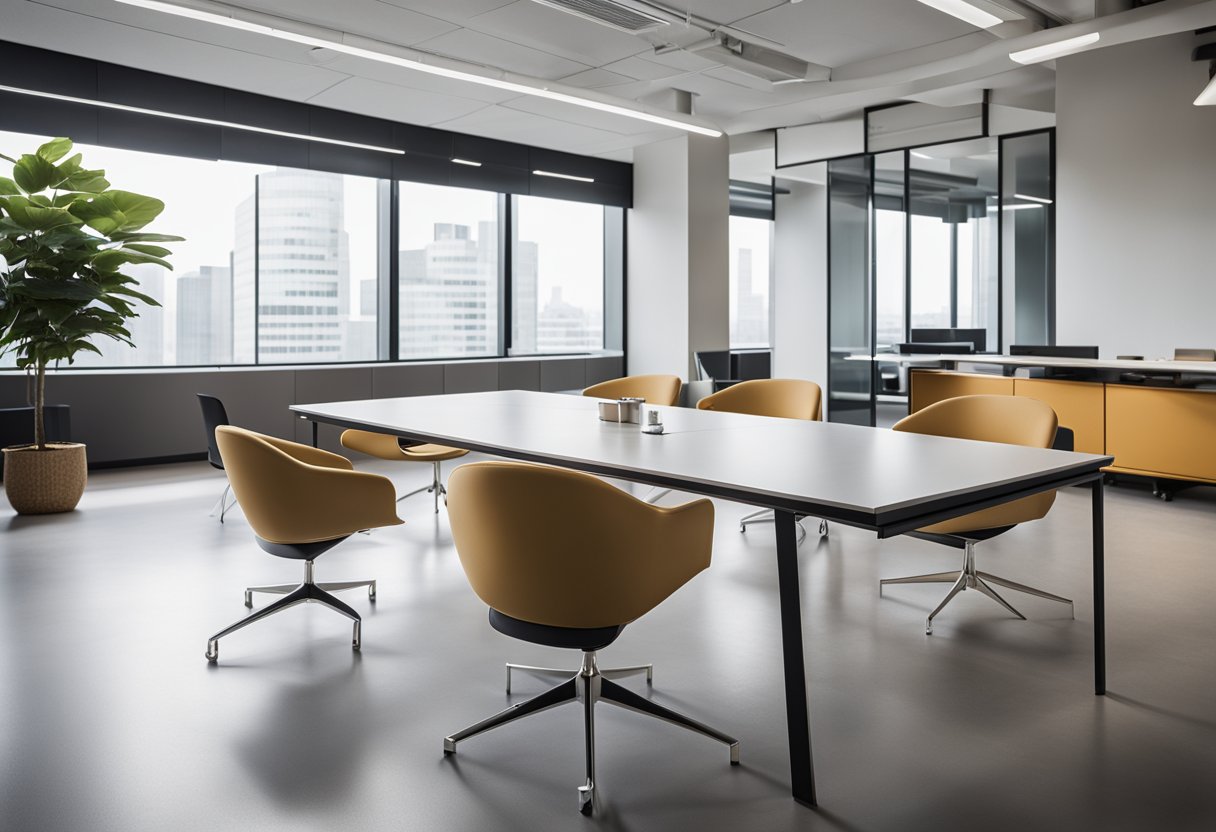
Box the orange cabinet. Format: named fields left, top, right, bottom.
left=1013, top=378, right=1106, bottom=455
left=1105, top=386, right=1216, bottom=483
left=909, top=370, right=1014, bottom=414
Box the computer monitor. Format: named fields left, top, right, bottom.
left=1010, top=345, right=1099, bottom=359
left=911, top=328, right=986, bottom=353
left=898, top=342, right=973, bottom=355
left=694, top=350, right=732, bottom=381
left=733, top=350, right=772, bottom=382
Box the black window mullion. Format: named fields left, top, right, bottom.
left=500, top=193, right=512, bottom=357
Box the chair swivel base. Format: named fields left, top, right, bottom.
left=880, top=540, right=1073, bottom=634
left=738, top=509, right=829, bottom=543
left=444, top=651, right=738, bottom=816
left=505, top=661, right=652, bottom=694
left=209, top=482, right=238, bottom=523
left=396, top=461, right=448, bottom=514
left=205, top=559, right=374, bottom=663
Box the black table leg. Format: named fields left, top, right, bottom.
left=774, top=509, right=817, bottom=806
left=1092, top=479, right=1106, bottom=695
left=311, top=419, right=319, bottom=449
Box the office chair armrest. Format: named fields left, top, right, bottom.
left=247, top=463, right=402, bottom=544
left=621, top=498, right=715, bottom=619
left=258, top=434, right=354, bottom=471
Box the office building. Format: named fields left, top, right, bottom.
left=1, top=2, right=1214, bottom=830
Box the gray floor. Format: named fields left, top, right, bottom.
left=2, top=457, right=1214, bottom=831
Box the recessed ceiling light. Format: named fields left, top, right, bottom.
left=0, top=83, right=405, bottom=154
left=113, top=0, right=723, bottom=138
left=533, top=170, right=595, bottom=183
left=1010, top=32, right=1100, bottom=65
left=1196, top=74, right=1216, bottom=106
left=914, top=0, right=1002, bottom=29
left=451, top=158, right=482, bottom=167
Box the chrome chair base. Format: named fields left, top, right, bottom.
left=397, top=461, right=448, bottom=514
left=205, top=559, right=373, bottom=663
left=445, top=651, right=738, bottom=816
left=738, top=509, right=828, bottom=544
left=505, top=661, right=652, bottom=694
left=880, top=540, right=1074, bottom=634
left=209, top=482, right=237, bottom=523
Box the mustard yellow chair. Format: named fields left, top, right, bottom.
left=339, top=429, right=468, bottom=514
left=879, top=395, right=1073, bottom=634
left=582, top=373, right=682, bottom=407
left=205, top=426, right=402, bottom=663
left=442, top=461, right=738, bottom=816
left=696, top=378, right=828, bottom=541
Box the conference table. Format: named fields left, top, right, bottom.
left=292, top=389, right=1113, bottom=807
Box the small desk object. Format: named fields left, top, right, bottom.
left=293, top=390, right=1112, bottom=808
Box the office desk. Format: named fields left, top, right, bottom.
left=292, top=390, right=1113, bottom=807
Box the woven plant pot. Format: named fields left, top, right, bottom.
left=2, top=443, right=88, bottom=515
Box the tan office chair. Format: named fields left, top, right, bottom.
left=340, top=429, right=468, bottom=513
left=582, top=373, right=682, bottom=407
left=879, top=395, right=1073, bottom=634
left=442, top=461, right=738, bottom=816
left=696, top=378, right=828, bottom=542
left=204, top=426, right=402, bottom=663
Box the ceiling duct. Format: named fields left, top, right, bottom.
left=527, top=0, right=671, bottom=33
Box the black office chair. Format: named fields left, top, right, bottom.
left=197, top=393, right=237, bottom=522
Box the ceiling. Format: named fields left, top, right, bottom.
left=3, top=0, right=1215, bottom=161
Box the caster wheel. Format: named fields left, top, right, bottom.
left=578, top=784, right=594, bottom=816
left=243, top=590, right=253, bottom=608
left=368, top=583, right=377, bottom=602
left=819, top=520, right=828, bottom=536
left=205, top=641, right=219, bottom=663
left=739, top=523, right=746, bottom=533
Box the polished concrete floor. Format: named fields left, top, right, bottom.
left=1, top=457, right=1214, bottom=832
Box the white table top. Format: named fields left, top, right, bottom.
left=847, top=353, right=1216, bottom=375
left=293, top=391, right=1111, bottom=535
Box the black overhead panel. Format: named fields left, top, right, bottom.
left=0, top=40, right=632, bottom=207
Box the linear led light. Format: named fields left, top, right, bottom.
left=1010, top=32, right=1100, bottom=65
left=914, top=0, right=1002, bottom=29
left=1013, top=193, right=1052, bottom=204
left=0, top=83, right=405, bottom=154
left=114, top=0, right=724, bottom=138
left=1196, top=75, right=1216, bottom=106
left=533, top=169, right=595, bottom=183
left=451, top=158, right=482, bottom=167
left=989, top=204, right=1043, bottom=212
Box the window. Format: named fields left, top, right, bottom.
left=398, top=183, right=499, bottom=359
left=0, top=129, right=262, bottom=368
left=512, top=195, right=604, bottom=354
left=251, top=168, right=381, bottom=364
left=728, top=216, right=771, bottom=348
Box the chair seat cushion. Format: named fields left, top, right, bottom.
left=401, top=443, right=469, bottom=462
left=489, top=609, right=624, bottom=652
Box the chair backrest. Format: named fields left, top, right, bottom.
left=197, top=394, right=230, bottom=469
left=696, top=378, right=822, bottom=421
left=215, top=425, right=401, bottom=544
left=582, top=374, right=682, bottom=407
left=447, top=461, right=714, bottom=630
left=894, top=395, right=1058, bottom=533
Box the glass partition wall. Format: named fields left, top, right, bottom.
left=825, top=130, right=1054, bottom=424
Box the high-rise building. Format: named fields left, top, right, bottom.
left=511, top=240, right=538, bottom=354
left=399, top=222, right=501, bottom=358
left=176, top=265, right=232, bottom=365
left=232, top=169, right=366, bottom=363
left=733, top=247, right=767, bottom=347
left=75, top=264, right=166, bottom=367
left=536, top=286, right=602, bottom=353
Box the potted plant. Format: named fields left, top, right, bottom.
left=0, top=137, right=181, bottom=514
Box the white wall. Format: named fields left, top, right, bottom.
left=627, top=135, right=729, bottom=379
left=1056, top=33, right=1216, bottom=359
left=772, top=180, right=828, bottom=385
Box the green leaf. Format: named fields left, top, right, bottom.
left=0, top=177, right=19, bottom=196
left=1, top=197, right=83, bottom=232
left=10, top=278, right=101, bottom=302
left=13, top=154, right=62, bottom=193
left=105, top=191, right=166, bottom=231
left=108, top=232, right=185, bottom=243
left=124, top=243, right=172, bottom=258
left=92, top=249, right=171, bottom=272
left=60, top=170, right=109, bottom=194
left=36, top=138, right=73, bottom=164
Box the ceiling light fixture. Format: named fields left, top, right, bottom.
left=451, top=158, right=482, bottom=167
left=0, top=83, right=405, bottom=154
left=910, top=151, right=932, bottom=159
left=1010, top=32, right=1100, bottom=65
left=1013, top=193, right=1052, bottom=204
left=914, top=0, right=1002, bottom=29
left=533, top=170, right=595, bottom=183
left=1195, top=75, right=1216, bottom=106
left=113, top=0, right=724, bottom=138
